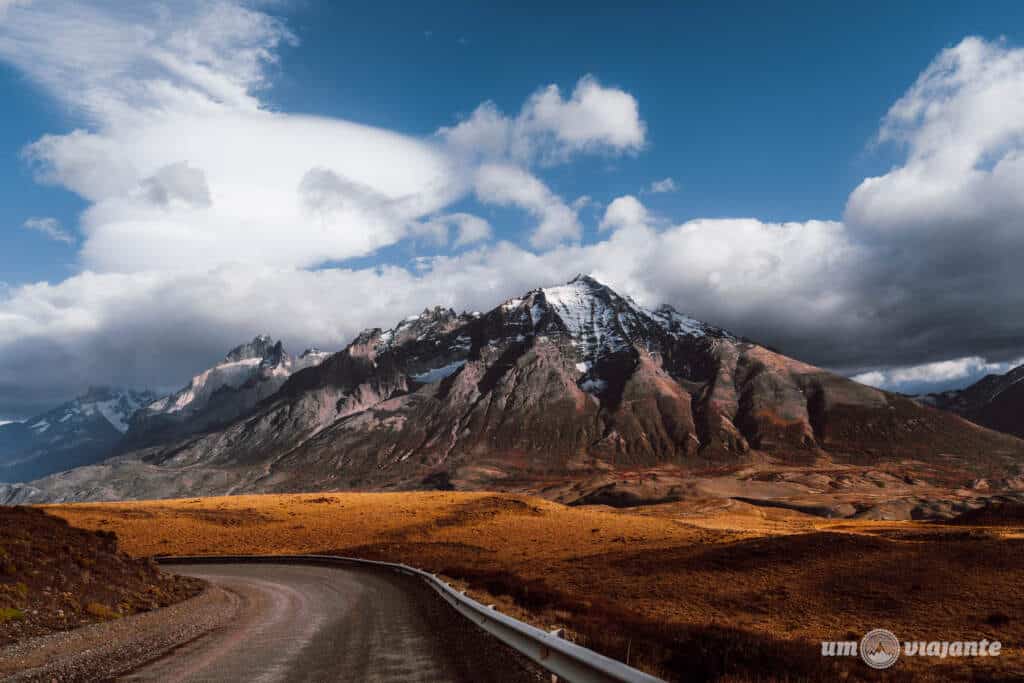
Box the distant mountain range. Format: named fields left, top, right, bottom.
left=919, top=363, right=1024, bottom=438
left=0, top=387, right=156, bottom=482
left=0, top=337, right=329, bottom=484
left=4, top=276, right=1022, bottom=506
left=122, top=336, right=329, bottom=450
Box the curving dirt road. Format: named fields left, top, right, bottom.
left=120, top=563, right=541, bottom=683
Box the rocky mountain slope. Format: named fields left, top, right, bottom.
left=0, top=388, right=156, bottom=483
left=5, top=276, right=1024, bottom=504
left=920, top=363, right=1024, bottom=438
left=0, top=506, right=201, bottom=647
left=122, top=336, right=328, bottom=449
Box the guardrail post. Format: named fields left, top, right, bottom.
left=549, top=628, right=565, bottom=683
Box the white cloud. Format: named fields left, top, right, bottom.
left=521, top=75, right=646, bottom=161
left=0, top=213, right=860, bottom=413
left=0, top=2, right=292, bottom=121
left=3, top=2, right=458, bottom=274
left=473, top=164, right=581, bottom=248
left=448, top=213, right=493, bottom=247
left=600, top=195, right=650, bottom=231
left=438, top=74, right=645, bottom=165
left=851, top=371, right=887, bottom=388
left=23, top=217, right=74, bottom=244
left=837, top=36, right=1024, bottom=371
left=140, top=161, right=212, bottom=208
left=2, top=4, right=642, bottom=275
left=847, top=37, right=1024, bottom=244
left=28, top=111, right=459, bottom=273
left=4, top=15, right=1024, bottom=418
left=408, top=213, right=494, bottom=249
left=853, top=355, right=1024, bottom=392
left=647, top=177, right=677, bottom=193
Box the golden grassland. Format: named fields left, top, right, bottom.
left=43, top=493, right=1024, bottom=681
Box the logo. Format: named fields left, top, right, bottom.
left=860, top=629, right=901, bottom=669
left=822, top=629, right=1001, bottom=667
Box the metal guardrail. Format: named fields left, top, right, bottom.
left=156, top=553, right=665, bottom=683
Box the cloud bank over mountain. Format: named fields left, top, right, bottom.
left=2, top=3, right=1024, bottom=414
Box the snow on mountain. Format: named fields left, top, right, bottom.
left=127, top=335, right=332, bottom=446
left=0, top=387, right=157, bottom=483
left=494, top=275, right=733, bottom=394
left=296, top=348, right=331, bottom=371
left=537, top=275, right=727, bottom=353
left=412, top=360, right=467, bottom=383
left=11, top=275, right=1024, bottom=504
left=145, top=357, right=264, bottom=415
left=143, top=335, right=324, bottom=418
left=49, top=387, right=158, bottom=435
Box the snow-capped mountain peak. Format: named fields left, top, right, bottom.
left=127, top=335, right=333, bottom=446
left=58, top=387, right=157, bottom=434
left=373, top=306, right=467, bottom=353
left=17, top=387, right=157, bottom=438
left=224, top=334, right=277, bottom=363
left=493, top=275, right=731, bottom=365
left=0, top=387, right=157, bottom=483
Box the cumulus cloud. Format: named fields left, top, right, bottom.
left=848, top=37, right=1024, bottom=244
left=647, top=177, right=677, bottom=193
left=4, top=2, right=459, bottom=274
left=2, top=3, right=636, bottom=274
left=23, top=217, right=74, bottom=244
left=600, top=195, right=650, bottom=231
left=853, top=355, right=1024, bottom=393
left=27, top=110, right=459, bottom=273
left=838, top=37, right=1024, bottom=369
left=474, top=164, right=581, bottom=247
left=438, top=74, right=645, bottom=165
left=0, top=212, right=861, bottom=415
left=140, top=162, right=212, bottom=208
left=405, top=213, right=493, bottom=249
left=3, top=13, right=1024, bottom=418
left=447, top=213, right=493, bottom=247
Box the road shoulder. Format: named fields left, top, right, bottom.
left=0, top=584, right=237, bottom=682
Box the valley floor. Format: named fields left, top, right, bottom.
left=42, top=492, right=1024, bottom=682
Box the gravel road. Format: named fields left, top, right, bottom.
left=131, top=562, right=543, bottom=682
left=1, top=562, right=542, bottom=683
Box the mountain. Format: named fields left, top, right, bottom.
left=920, top=363, right=1024, bottom=438
left=0, top=387, right=156, bottom=483
left=6, top=276, right=1024, bottom=504
left=123, top=335, right=329, bottom=448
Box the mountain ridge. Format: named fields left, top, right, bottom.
left=5, top=276, right=1023, bottom=507
left=0, top=387, right=156, bottom=483
left=122, top=335, right=330, bottom=449
left=920, top=363, right=1024, bottom=438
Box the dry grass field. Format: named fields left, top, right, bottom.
left=43, top=493, right=1024, bottom=682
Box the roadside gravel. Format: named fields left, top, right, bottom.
left=0, top=584, right=236, bottom=682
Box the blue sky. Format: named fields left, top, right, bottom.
left=6, top=0, right=1023, bottom=284
left=2, top=1, right=1024, bottom=415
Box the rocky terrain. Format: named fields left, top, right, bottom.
left=42, top=492, right=1024, bottom=682
left=921, top=362, right=1024, bottom=438
left=0, top=338, right=329, bottom=487
left=123, top=335, right=329, bottom=450
left=0, top=388, right=156, bottom=483
left=5, top=276, right=1023, bottom=513
left=0, top=506, right=201, bottom=646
